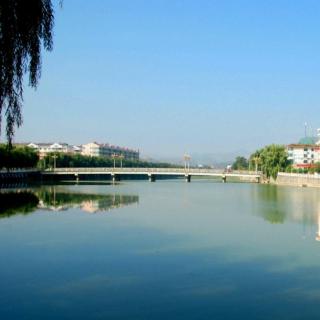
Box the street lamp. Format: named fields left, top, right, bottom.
left=119, top=154, right=124, bottom=168
left=52, top=154, right=58, bottom=171
left=183, top=154, right=191, bottom=171
left=111, top=153, right=117, bottom=169
left=253, top=156, right=260, bottom=173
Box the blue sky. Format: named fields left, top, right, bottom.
left=11, top=0, right=320, bottom=160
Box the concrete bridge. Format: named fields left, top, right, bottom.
left=42, top=167, right=262, bottom=183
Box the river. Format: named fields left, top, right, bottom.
left=1, top=180, right=320, bottom=319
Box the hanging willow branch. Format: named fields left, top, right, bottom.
left=0, top=0, right=54, bottom=146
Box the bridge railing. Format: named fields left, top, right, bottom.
left=44, top=167, right=261, bottom=176
left=228, top=170, right=262, bottom=175
left=46, top=167, right=223, bottom=173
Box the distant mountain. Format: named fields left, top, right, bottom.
left=143, top=150, right=251, bottom=169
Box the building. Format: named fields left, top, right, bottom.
left=81, top=142, right=139, bottom=160
left=287, top=134, right=320, bottom=168
left=287, top=144, right=320, bottom=168
left=27, top=142, right=81, bottom=158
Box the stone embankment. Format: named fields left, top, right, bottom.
left=0, top=169, right=40, bottom=185
left=276, top=172, right=320, bottom=188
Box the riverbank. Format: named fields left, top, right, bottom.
left=276, top=172, right=320, bottom=188
left=0, top=169, right=40, bottom=184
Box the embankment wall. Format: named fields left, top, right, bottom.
left=276, top=172, right=320, bottom=188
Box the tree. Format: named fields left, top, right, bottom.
left=0, top=0, right=55, bottom=145
left=232, top=156, right=248, bottom=170
left=0, top=144, right=39, bottom=169
left=249, top=144, right=289, bottom=180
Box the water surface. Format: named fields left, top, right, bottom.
left=1, top=181, right=320, bottom=319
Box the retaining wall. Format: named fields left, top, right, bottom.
left=276, top=172, right=320, bottom=188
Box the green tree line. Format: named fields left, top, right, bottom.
left=0, top=145, right=39, bottom=170
left=39, top=153, right=179, bottom=169
left=232, top=144, right=290, bottom=180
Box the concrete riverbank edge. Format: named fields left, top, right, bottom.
left=276, top=172, right=320, bottom=188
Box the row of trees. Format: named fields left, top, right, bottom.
left=0, top=147, right=179, bottom=170
left=0, top=145, right=39, bottom=170
left=233, top=145, right=320, bottom=179
left=38, top=153, right=179, bottom=169
left=232, top=144, right=290, bottom=180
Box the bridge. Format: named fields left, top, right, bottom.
left=42, top=167, right=262, bottom=183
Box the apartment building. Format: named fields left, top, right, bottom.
left=81, top=142, right=139, bottom=160
left=27, top=142, right=81, bottom=158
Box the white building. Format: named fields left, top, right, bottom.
left=81, top=142, right=139, bottom=160
left=27, top=142, right=81, bottom=158
left=287, top=144, right=320, bottom=168
left=287, top=134, right=320, bottom=168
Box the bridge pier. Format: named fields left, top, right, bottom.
left=222, top=175, right=227, bottom=183
left=185, top=175, right=191, bottom=183
left=75, top=174, right=79, bottom=182
left=148, top=174, right=156, bottom=182
left=111, top=174, right=120, bottom=183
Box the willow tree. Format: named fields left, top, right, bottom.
left=249, top=144, right=289, bottom=180
left=0, top=0, right=55, bottom=145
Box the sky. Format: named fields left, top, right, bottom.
left=8, top=0, right=320, bottom=161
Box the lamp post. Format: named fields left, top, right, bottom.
left=253, top=156, right=260, bottom=173
left=183, top=154, right=191, bottom=172
left=52, top=154, right=58, bottom=172
left=119, top=154, right=124, bottom=168
left=111, top=153, right=117, bottom=169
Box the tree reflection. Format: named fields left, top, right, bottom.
left=0, top=192, right=39, bottom=218
left=253, top=185, right=320, bottom=242
left=0, top=188, right=139, bottom=217
left=253, top=185, right=286, bottom=224
left=36, top=188, right=139, bottom=213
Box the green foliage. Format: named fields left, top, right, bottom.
left=0, top=144, right=39, bottom=170
left=308, top=166, right=316, bottom=174
left=232, top=156, right=248, bottom=170
left=255, top=186, right=286, bottom=224
left=249, top=144, right=289, bottom=179
left=0, top=0, right=54, bottom=144
left=285, top=166, right=292, bottom=173
left=0, top=192, right=39, bottom=218
left=39, top=153, right=179, bottom=169
left=312, top=163, right=320, bottom=174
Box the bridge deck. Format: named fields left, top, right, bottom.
left=42, top=168, right=261, bottom=179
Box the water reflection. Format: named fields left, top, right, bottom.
left=253, top=185, right=320, bottom=241
left=0, top=187, right=139, bottom=217
left=2, top=183, right=320, bottom=319
left=0, top=192, right=39, bottom=218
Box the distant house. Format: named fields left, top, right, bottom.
left=81, top=142, right=139, bottom=160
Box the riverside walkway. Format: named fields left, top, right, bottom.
left=42, top=167, right=262, bottom=183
